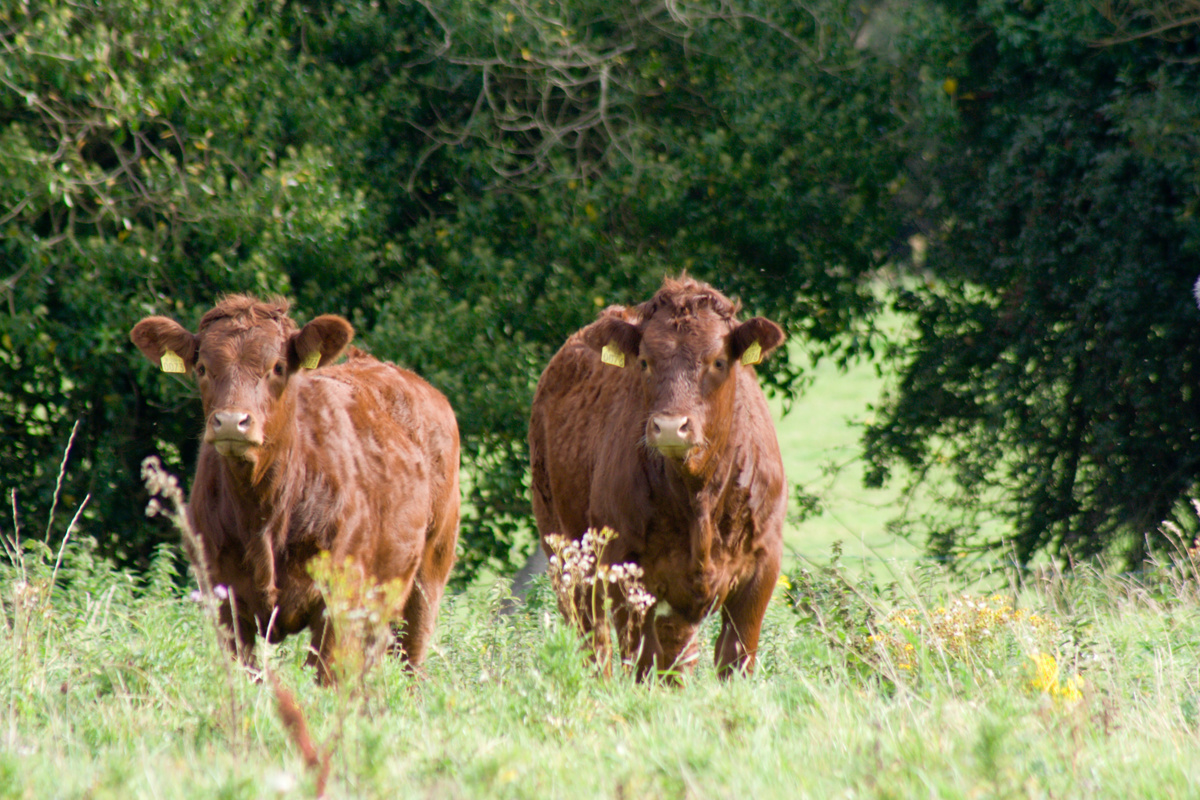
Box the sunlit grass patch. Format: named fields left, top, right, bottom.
left=8, top=429, right=1200, bottom=797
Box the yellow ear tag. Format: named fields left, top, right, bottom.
left=300, top=350, right=321, bottom=370
left=741, top=340, right=763, bottom=366
left=600, top=343, right=625, bottom=368
left=160, top=348, right=186, bottom=374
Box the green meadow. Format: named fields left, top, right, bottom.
left=5, top=358, right=1200, bottom=799
left=776, top=348, right=920, bottom=569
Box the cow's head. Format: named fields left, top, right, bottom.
left=131, top=296, right=352, bottom=465
left=583, top=278, right=785, bottom=472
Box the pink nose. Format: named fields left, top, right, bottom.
left=649, top=415, right=692, bottom=452
left=210, top=410, right=253, bottom=439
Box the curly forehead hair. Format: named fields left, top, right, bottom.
left=636, top=276, right=741, bottom=323
left=198, top=295, right=297, bottom=334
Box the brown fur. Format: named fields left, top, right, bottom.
left=529, top=277, right=787, bottom=678
left=131, top=295, right=459, bottom=683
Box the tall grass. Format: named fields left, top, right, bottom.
left=5, top=375, right=1200, bottom=798
left=5, top=513, right=1200, bottom=798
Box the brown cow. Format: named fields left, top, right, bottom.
left=529, top=276, right=787, bottom=678
left=131, top=296, right=459, bottom=682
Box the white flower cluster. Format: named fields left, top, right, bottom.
left=141, top=456, right=186, bottom=521
left=544, top=527, right=657, bottom=671
left=545, top=533, right=598, bottom=589
left=595, top=563, right=655, bottom=614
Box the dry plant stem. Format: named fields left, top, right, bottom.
left=545, top=528, right=655, bottom=676
left=2, top=490, right=21, bottom=572
left=269, top=671, right=331, bottom=798
left=42, top=419, right=79, bottom=545
left=48, top=493, right=89, bottom=593
left=2, top=426, right=92, bottom=645
left=306, top=552, right=407, bottom=689
left=2, top=490, right=24, bottom=645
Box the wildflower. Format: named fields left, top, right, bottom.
left=1028, top=652, right=1059, bottom=695
left=544, top=527, right=656, bottom=674
left=1059, top=673, right=1085, bottom=703
left=868, top=594, right=1059, bottom=675
left=1027, top=652, right=1085, bottom=704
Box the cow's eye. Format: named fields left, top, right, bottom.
left=195, top=363, right=206, bottom=377
left=638, top=358, right=649, bottom=372
left=273, top=362, right=285, bottom=377
left=714, top=359, right=727, bottom=371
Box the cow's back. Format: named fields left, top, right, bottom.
left=297, top=352, right=460, bottom=669
left=295, top=353, right=460, bottom=554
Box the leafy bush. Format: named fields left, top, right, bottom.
left=865, top=0, right=1200, bottom=566
left=2, top=0, right=908, bottom=578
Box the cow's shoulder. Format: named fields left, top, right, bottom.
left=727, top=378, right=786, bottom=536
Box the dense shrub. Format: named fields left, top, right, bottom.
left=865, top=0, right=1200, bottom=565
left=1, top=0, right=905, bottom=577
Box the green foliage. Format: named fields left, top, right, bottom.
left=0, top=0, right=371, bottom=568
left=2, top=0, right=908, bottom=577
left=865, top=0, right=1200, bottom=566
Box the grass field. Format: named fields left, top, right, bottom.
left=6, top=359, right=1200, bottom=798
left=774, top=349, right=921, bottom=569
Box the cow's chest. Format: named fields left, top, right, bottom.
left=634, top=512, right=756, bottom=620
left=210, top=539, right=324, bottom=640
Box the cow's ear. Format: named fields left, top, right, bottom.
left=729, top=317, right=785, bottom=366
left=581, top=314, right=642, bottom=367
left=130, top=317, right=199, bottom=374
left=289, top=314, right=354, bottom=370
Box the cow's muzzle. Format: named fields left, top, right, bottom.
left=206, top=410, right=260, bottom=457
left=648, top=414, right=696, bottom=460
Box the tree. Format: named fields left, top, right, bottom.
left=0, top=0, right=392, bottom=562
left=864, top=0, right=1200, bottom=565
left=282, top=0, right=909, bottom=576
left=1, top=0, right=909, bottom=578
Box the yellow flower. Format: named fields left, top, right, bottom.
left=1028, top=652, right=1059, bottom=695
left=1059, top=673, right=1085, bottom=703
left=1028, top=652, right=1085, bottom=704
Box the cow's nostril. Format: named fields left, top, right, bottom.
left=212, top=411, right=254, bottom=438
left=649, top=415, right=691, bottom=452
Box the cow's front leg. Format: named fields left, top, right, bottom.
left=307, top=616, right=336, bottom=686
left=219, top=600, right=259, bottom=674
left=686, top=509, right=719, bottom=607
left=714, top=547, right=780, bottom=677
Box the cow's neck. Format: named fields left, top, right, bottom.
left=658, top=420, right=738, bottom=573
left=211, top=394, right=299, bottom=608
left=661, top=371, right=746, bottom=598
